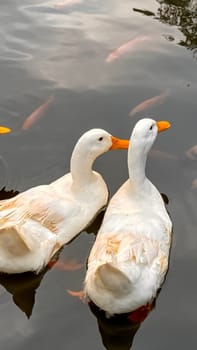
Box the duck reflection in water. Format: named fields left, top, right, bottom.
left=88, top=297, right=157, bottom=350
left=0, top=268, right=47, bottom=318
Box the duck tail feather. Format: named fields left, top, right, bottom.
left=95, top=262, right=132, bottom=295
left=0, top=225, right=36, bottom=255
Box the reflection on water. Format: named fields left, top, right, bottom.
left=88, top=299, right=160, bottom=350
left=89, top=302, right=141, bottom=350
left=133, top=0, right=197, bottom=59
left=0, top=187, right=19, bottom=200
left=0, top=269, right=47, bottom=318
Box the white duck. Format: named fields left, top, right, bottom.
left=84, top=118, right=172, bottom=317
left=0, top=128, right=129, bottom=274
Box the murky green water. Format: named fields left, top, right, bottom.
left=0, top=0, right=196, bottom=349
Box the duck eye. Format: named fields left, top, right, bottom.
left=149, top=125, right=153, bottom=130
left=98, top=137, right=103, bottom=141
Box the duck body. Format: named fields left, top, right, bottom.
left=0, top=172, right=107, bottom=274
left=0, top=129, right=129, bottom=274
left=84, top=119, right=172, bottom=316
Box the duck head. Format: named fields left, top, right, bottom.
left=72, top=128, right=129, bottom=160
left=130, top=118, right=170, bottom=154
left=70, top=128, right=129, bottom=187
left=127, top=118, right=171, bottom=186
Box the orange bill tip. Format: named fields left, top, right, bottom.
left=0, top=126, right=11, bottom=134
left=110, top=136, right=129, bottom=150
left=156, top=121, right=171, bottom=133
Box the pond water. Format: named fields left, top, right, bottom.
left=0, top=0, right=196, bottom=349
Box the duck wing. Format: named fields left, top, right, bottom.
left=0, top=185, right=78, bottom=254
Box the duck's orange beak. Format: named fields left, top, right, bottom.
left=0, top=126, right=11, bottom=134
left=156, top=121, right=171, bottom=133
left=110, top=136, right=129, bottom=150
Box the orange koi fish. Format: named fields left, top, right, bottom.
left=22, top=95, right=54, bottom=130
left=129, top=91, right=168, bottom=117
left=67, top=289, right=85, bottom=302
left=106, top=36, right=150, bottom=63
left=186, top=145, right=197, bottom=160
left=150, top=149, right=177, bottom=161
left=54, top=0, right=82, bottom=9
left=48, top=258, right=84, bottom=271
left=191, top=179, right=197, bottom=190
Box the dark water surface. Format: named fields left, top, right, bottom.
left=0, top=0, right=196, bottom=349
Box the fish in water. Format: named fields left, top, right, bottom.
left=22, top=95, right=54, bottom=131
left=129, top=91, right=168, bottom=117
left=186, top=145, right=197, bottom=160
left=105, top=36, right=150, bottom=63
left=150, top=149, right=177, bottom=161
left=67, top=289, right=85, bottom=302
left=48, top=258, right=84, bottom=271
left=191, top=179, right=197, bottom=190
left=54, top=0, right=82, bottom=9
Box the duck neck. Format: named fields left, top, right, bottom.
left=128, top=143, right=148, bottom=189
left=70, top=147, right=95, bottom=188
